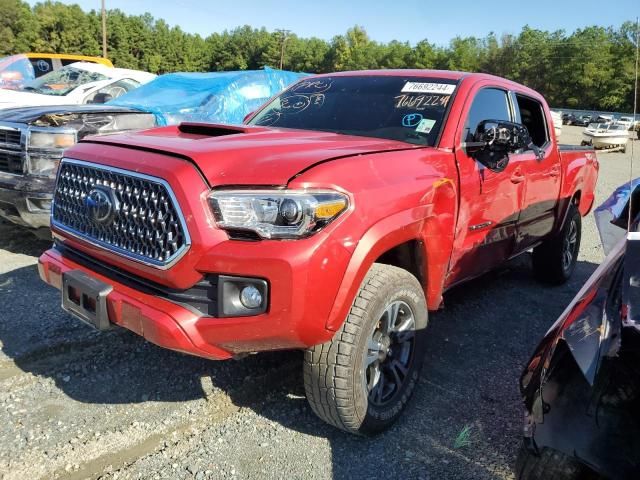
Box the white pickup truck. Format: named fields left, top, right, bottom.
left=0, top=62, right=155, bottom=110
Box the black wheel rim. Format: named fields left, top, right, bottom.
left=562, top=218, right=578, bottom=272
left=364, top=300, right=416, bottom=406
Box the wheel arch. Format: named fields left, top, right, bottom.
left=556, top=190, right=584, bottom=233
left=325, top=208, right=455, bottom=332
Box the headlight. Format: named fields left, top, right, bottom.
left=28, top=155, right=60, bottom=178
left=209, top=189, right=348, bottom=239
left=29, top=132, right=76, bottom=149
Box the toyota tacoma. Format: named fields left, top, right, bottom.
left=38, top=70, right=599, bottom=434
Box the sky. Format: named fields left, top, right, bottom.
left=25, top=0, right=639, bottom=45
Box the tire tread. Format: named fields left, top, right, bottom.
left=304, top=263, right=422, bottom=434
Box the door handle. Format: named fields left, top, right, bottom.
left=510, top=170, right=526, bottom=184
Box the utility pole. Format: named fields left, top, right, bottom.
left=101, top=0, right=107, bottom=59
left=276, top=29, right=291, bottom=69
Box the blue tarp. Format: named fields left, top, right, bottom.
left=107, top=67, right=306, bottom=126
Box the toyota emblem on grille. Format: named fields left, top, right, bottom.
left=85, top=187, right=118, bottom=224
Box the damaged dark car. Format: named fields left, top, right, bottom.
left=0, top=69, right=306, bottom=233
left=0, top=105, right=155, bottom=232
left=518, top=181, right=640, bottom=480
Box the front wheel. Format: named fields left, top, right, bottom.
left=303, top=263, right=428, bottom=435
left=532, top=203, right=581, bottom=284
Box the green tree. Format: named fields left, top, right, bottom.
left=0, top=0, right=39, bottom=55
left=1, top=2, right=638, bottom=112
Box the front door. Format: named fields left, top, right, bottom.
left=446, top=85, right=526, bottom=286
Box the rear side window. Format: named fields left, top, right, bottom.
left=29, top=57, right=54, bottom=78
left=464, top=88, right=511, bottom=142
left=0, top=57, right=35, bottom=89
left=515, top=95, right=548, bottom=147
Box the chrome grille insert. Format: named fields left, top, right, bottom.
left=0, top=127, right=21, bottom=148
left=52, top=159, right=190, bottom=268
left=0, top=151, right=24, bottom=174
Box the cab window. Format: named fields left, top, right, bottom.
left=29, top=57, right=55, bottom=78
left=515, top=94, right=549, bottom=147
left=464, top=88, right=511, bottom=142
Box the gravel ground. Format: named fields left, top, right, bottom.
left=0, top=125, right=637, bottom=480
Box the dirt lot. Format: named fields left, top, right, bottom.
left=0, top=125, right=636, bottom=480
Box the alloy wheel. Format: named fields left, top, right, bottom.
left=364, top=300, right=416, bottom=406
left=563, top=218, right=578, bottom=272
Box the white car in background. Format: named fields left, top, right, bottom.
left=0, top=62, right=155, bottom=110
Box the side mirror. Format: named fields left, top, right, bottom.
left=465, top=119, right=541, bottom=171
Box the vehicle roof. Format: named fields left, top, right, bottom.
left=66, top=61, right=156, bottom=83
left=308, top=69, right=545, bottom=100
left=19, top=53, right=113, bottom=67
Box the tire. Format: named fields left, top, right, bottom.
left=532, top=203, right=581, bottom=284
left=516, top=445, right=595, bottom=480
left=303, top=263, right=428, bottom=435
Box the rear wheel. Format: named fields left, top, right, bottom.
left=532, top=203, right=581, bottom=284
left=303, top=263, right=428, bottom=435
left=516, top=445, right=600, bottom=480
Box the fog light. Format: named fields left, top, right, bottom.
left=240, top=285, right=262, bottom=309
left=218, top=275, right=268, bottom=317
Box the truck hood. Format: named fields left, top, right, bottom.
left=80, top=123, right=426, bottom=186
left=0, top=104, right=145, bottom=124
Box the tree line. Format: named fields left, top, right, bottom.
left=1, top=0, right=638, bottom=112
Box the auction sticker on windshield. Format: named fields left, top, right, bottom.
left=415, top=118, right=436, bottom=134
left=401, top=82, right=456, bottom=94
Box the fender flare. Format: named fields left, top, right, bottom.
left=325, top=184, right=457, bottom=332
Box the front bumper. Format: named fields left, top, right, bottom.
left=38, top=234, right=347, bottom=359
left=0, top=172, right=54, bottom=228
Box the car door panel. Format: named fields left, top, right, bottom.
left=446, top=85, right=525, bottom=286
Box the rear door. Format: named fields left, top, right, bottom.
left=447, top=84, right=527, bottom=285
left=511, top=92, right=561, bottom=250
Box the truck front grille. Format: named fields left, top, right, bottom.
left=0, top=128, right=21, bottom=148
left=0, top=151, right=24, bottom=174
left=52, top=159, right=190, bottom=268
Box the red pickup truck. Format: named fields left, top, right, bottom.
left=38, top=70, right=598, bottom=435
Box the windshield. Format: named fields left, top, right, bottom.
left=20, top=66, right=108, bottom=96
left=248, top=76, right=458, bottom=146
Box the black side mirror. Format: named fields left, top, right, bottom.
left=465, top=119, right=542, bottom=171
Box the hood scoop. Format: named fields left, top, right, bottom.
left=178, top=122, right=258, bottom=138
